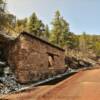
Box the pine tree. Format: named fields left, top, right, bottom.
left=28, top=12, right=45, bottom=37
left=50, top=10, right=69, bottom=46
left=79, top=32, right=88, bottom=54
left=43, top=24, right=50, bottom=41
left=0, top=0, right=4, bottom=10
left=15, top=18, right=27, bottom=33
left=0, top=0, right=5, bottom=30
left=0, top=0, right=16, bottom=32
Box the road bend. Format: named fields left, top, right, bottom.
left=1, top=68, right=100, bottom=100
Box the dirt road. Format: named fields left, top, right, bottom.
left=1, top=68, right=100, bottom=100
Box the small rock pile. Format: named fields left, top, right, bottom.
left=0, top=63, right=25, bottom=95
left=65, top=56, right=93, bottom=69
left=0, top=73, right=24, bottom=95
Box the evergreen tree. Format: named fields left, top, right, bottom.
left=50, top=10, right=62, bottom=45
left=28, top=12, right=45, bottom=37
left=0, top=0, right=4, bottom=11
left=94, top=42, right=100, bottom=56
left=43, top=24, right=50, bottom=40
left=15, top=18, right=27, bottom=33
left=79, top=32, right=87, bottom=52
left=0, top=0, right=5, bottom=30
left=50, top=10, right=69, bottom=46
left=64, top=32, right=79, bottom=49
left=0, top=0, right=16, bottom=32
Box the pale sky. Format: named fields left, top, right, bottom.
left=7, top=0, right=100, bottom=35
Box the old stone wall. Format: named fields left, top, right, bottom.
left=7, top=33, right=65, bottom=84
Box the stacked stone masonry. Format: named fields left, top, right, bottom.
left=7, top=32, right=65, bottom=84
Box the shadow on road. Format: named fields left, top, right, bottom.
left=38, top=72, right=77, bottom=86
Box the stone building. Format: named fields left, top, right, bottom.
left=0, top=31, right=65, bottom=84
